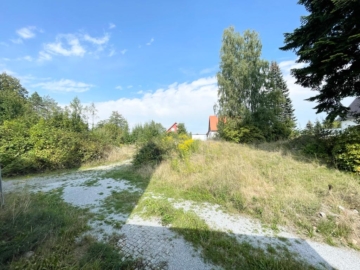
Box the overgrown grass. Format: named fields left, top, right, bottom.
left=135, top=197, right=315, bottom=269
left=0, top=191, right=139, bottom=269
left=82, top=145, right=136, bottom=168
left=131, top=140, right=360, bottom=247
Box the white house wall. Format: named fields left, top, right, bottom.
left=192, top=134, right=207, bottom=141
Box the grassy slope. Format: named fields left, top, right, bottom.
left=136, top=140, right=360, bottom=247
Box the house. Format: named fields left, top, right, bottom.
left=207, top=115, right=219, bottom=139
left=166, top=122, right=178, bottom=133
left=341, top=98, right=360, bottom=130
left=192, top=134, right=207, bottom=141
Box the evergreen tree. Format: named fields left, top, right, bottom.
left=280, top=0, right=360, bottom=120
left=267, top=62, right=296, bottom=125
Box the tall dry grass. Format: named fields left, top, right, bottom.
left=82, top=145, right=137, bottom=168
left=144, top=141, right=360, bottom=247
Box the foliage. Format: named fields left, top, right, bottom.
left=217, top=118, right=265, bottom=144
left=132, top=133, right=198, bottom=167
left=280, top=0, right=360, bottom=120
left=94, top=111, right=130, bottom=145
left=177, top=135, right=199, bottom=159
left=129, top=120, right=165, bottom=144
left=332, top=126, right=360, bottom=172
left=0, top=73, right=28, bottom=124
left=132, top=141, right=165, bottom=167
left=217, top=27, right=268, bottom=118
left=216, top=28, right=295, bottom=142
left=177, top=123, right=188, bottom=135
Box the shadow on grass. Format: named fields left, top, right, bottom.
left=0, top=142, right=351, bottom=270
left=114, top=222, right=337, bottom=270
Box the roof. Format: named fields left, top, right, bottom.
left=208, top=115, right=218, bottom=132
left=347, top=98, right=360, bottom=120
left=166, top=122, right=177, bottom=132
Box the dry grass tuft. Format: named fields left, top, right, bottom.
left=144, top=140, right=360, bottom=247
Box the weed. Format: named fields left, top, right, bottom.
left=103, top=190, right=141, bottom=215
left=82, top=178, right=100, bottom=187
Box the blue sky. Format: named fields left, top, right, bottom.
left=1, top=0, right=350, bottom=133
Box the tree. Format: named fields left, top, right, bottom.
left=280, top=0, right=360, bottom=120
left=217, top=27, right=268, bottom=119
left=217, top=28, right=295, bottom=142
left=85, top=102, right=97, bottom=130
left=177, top=123, right=188, bottom=135
left=0, top=73, right=28, bottom=123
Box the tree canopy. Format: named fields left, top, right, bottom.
left=280, top=0, right=360, bottom=120
left=217, top=27, right=296, bottom=142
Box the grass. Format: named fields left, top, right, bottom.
left=3, top=145, right=135, bottom=182
left=129, top=140, right=360, bottom=247
left=0, top=190, right=139, bottom=269
left=135, top=197, right=315, bottom=270
left=81, top=145, right=136, bottom=168
left=103, top=190, right=142, bottom=214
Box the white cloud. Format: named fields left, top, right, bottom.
left=146, top=38, right=154, bottom=46
left=16, top=26, right=37, bottom=39
left=11, top=38, right=23, bottom=44
left=121, top=49, right=127, bottom=55
left=38, top=51, right=52, bottom=61
left=108, top=49, right=116, bottom=57
left=115, top=85, right=122, bottom=90
left=83, top=33, right=109, bottom=45
left=109, top=23, right=116, bottom=29
left=43, top=34, right=86, bottom=57
left=33, top=79, right=94, bottom=93
left=127, top=85, right=133, bottom=89
left=94, top=76, right=218, bottom=133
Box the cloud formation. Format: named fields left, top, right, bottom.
left=109, top=23, right=116, bottom=29
left=39, top=32, right=111, bottom=61
left=94, top=77, right=218, bottom=133
left=83, top=33, right=109, bottom=45
left=34, top=79, right=94, bottom=93
left=146, top=38, right=154, bottom=46
left=16, top=26, right=37, bottom=39
left=43, top=34, right=86, bottom=57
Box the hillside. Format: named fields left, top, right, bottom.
left=1, top=141, right=360, bottom=269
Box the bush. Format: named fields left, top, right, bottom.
left=332, top=126, right=360, bottom=172
left=218, top=118, right=265, bottom=144
left=132, top=141, right=165, bottom=167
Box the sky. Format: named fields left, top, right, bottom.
left=0, top=0, right=353, bottom=133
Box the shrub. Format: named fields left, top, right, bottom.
left=332, top=126, right=360, bottom=172
left=132, top=141, right=165, bottom=167
left=177, top=136, right=199, bottom=159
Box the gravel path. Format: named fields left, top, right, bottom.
left=3, top=163, right=360, bottom=270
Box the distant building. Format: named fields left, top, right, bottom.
left=192, top=134, right=207, bottom=141
left=166, top=122, right=178, bottom=133
left=207, top=115, right=219, bottom=139
left=341, top=98, right=360, bottom=130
